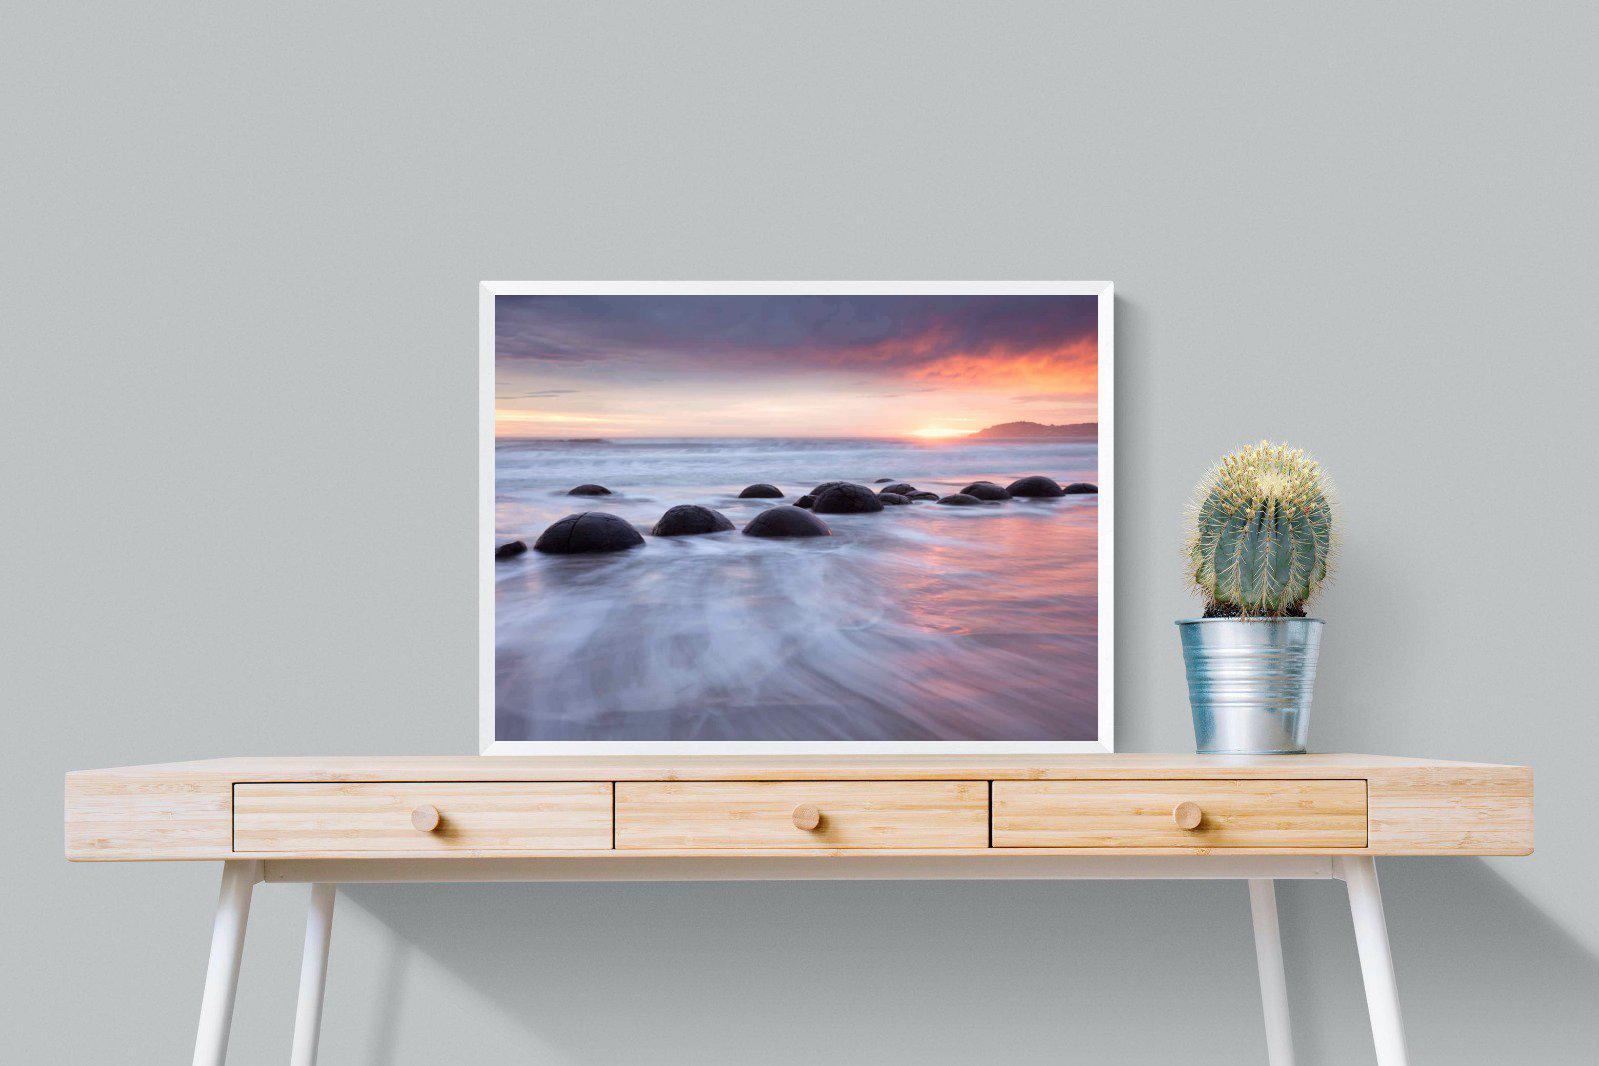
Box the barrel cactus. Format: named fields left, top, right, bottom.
left=1186, top=441, right=1336, bottom=617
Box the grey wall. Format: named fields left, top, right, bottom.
left=5, top=2, right=1596, bottom=1062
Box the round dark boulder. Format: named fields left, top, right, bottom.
left=1006, top=475, right=1066, bottom=498
left=937, top=493, right=983, bottom=506
left=794, top=494, right=816, bottom=509
left=878, top=492, right=911, bottom=506
left=961, top=481, right=1012, bottom=501
left=813, top=483, right=885, bottom=514
left=494, top=540, right=528, bottom=560
left=874, top=478, right=894, bottom=483
left=533, top=512, right=645, bottom=554
left=743, top=505, right=831, bottom=538
left=567, top=483, right=612, bottom=496
left=879, top=482, right=918, bottom=496
left=906, top=491, right=940, bottom=501
left=651, top=504, right=735, bottom=537
left=809, top=480, right=853, bottom=498
left=738, top=483, right=783, bottom=498
left=1064, top=483, right=1098, bottom=495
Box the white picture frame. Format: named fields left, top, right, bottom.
left=480, top=280, right=1113, bottom=754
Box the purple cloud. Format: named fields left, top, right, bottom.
left=496, top=294, right=1097, bottom=377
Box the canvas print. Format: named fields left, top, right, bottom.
left=488, top=287, right=1108, bottom=748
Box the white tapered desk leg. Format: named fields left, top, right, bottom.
left=193, top=860, right=260, bottom=1066
left=1339, top=857, right=1409, bottom=1066
left=1249, top=879, right=1295, bottom=1066
left=290, top=884, right=337, bottom=1066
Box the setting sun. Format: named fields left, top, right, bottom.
left=909, top=426, right=975, bottom=439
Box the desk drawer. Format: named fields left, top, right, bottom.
left=616, top=781, right=989, bottom=850
left=992, top=780, right=1367, bottom=849
left=233, top=783, right=613, bottom=853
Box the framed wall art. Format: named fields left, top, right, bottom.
left=481, top=281, right=1112, bottom=753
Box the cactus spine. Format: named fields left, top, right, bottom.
left=1187, top=441, right=1335, bottom=617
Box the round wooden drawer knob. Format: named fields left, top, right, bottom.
left=792, top=803, right=822, bottom=831
left=1172, top=801, right=1203, bottom=831
left=411, top=804, right=441, bottom=832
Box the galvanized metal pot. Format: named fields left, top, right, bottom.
left=1176, top=618, right=1323, bottom=754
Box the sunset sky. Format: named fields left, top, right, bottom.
left=495, top=294, right=1098, bottom=438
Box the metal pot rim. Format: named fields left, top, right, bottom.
left=1174, top=617, right=1324, bottom=626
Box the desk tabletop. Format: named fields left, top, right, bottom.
left=67, top=752, right=1523, bottom=781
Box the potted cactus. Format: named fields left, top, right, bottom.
left=1178, top=441, right=1337, bottom=753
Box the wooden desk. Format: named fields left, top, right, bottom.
left=66, top=754, right=1532, bottom=1066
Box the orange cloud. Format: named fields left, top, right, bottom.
left=907, top=337, right=1098, bottom=393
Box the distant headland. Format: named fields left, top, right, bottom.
left=969, top=421, right=1097, bottom=440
